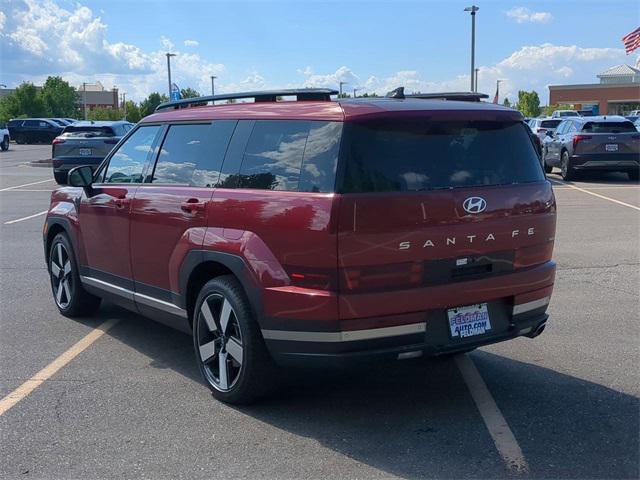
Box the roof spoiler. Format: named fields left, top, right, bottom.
left=385, top=87, right=489, bottom=102
left=155, top=88, right=339, bottom=111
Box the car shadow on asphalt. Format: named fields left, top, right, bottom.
left=86, top=303, right=639, bottom=480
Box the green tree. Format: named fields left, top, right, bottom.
left=88, top=107, right=125, bottom=121
left=516, top=90, right=541, bottom=118
left=123, top=100, right=142, bottom=123
left=180, top=87, right=200, bottom=99
left=0, top=82, right=49, bottom=123
left=139, top=92, right=169, bottom=117
left=40, top=76, right=78, bottom=117
left=502, top=98, right=512, bottom=108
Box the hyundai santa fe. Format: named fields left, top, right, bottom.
left=43, top=88, right=557, bottom=404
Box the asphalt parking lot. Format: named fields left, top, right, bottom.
left=0, top=144, right=638, bottom=479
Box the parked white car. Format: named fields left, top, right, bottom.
left=0, top=126, right=10, bottom=151
left=551, top=110, right=580, bottom=119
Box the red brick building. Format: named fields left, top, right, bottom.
left=549, top=64, right=640, bottom=115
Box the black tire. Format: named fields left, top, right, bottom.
left=0, top=136, right=9, bottom=151
left=560, top=150, right=576, bottom=181
left=193, top=275, right=277, bottom=404
left=54, top=171, right=68, bottom=185
left=627, top=170, right=639, bottom=182
left=543, top=159, right=552, bottom=174
left=15, top=136, right=24, bottom=145
left=48, top=233, right=101, bottom=317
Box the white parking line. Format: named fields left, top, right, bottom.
left=0, top=178, right=54, bottom=192
left=559, top=184, right=640, bottom=211
left=4, top=210, right=48, bottom=225
left=0, top=318, right=120, bottom=416
left=455, top=354, right=529, bottom=474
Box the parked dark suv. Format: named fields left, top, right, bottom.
left=8, top=118, right=64, bottom=144
left=43, top=89, right=556, bottom=404
left=52, top=120, right=134, bottom=184
left=543, top=115, right=640, bottom=180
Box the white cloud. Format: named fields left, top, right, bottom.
left=346, top=44, right=627, bottom=104
left=506, top=7, right=553, bottom=24
left=299, top=66, right=360, bottom=90
left=183, top=39, right=199, bottom=47
left=0, top=0, right=224, bottom=101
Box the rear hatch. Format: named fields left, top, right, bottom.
left=52, top=125, right=122, bottom=165
left=574, top=120, right=640, bottom=157
left=336, top=115, right=555, bottom=319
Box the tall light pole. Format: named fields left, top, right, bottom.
left=210, top=76, right=217, bottom=96
left=339, top=81, right=348, bottom=98
left=474, top=68, right=479, bottom=92
left=464, top=5, right=479, bottom=92
left=353, top=88, right=359, bottom=98
left=121, top=92, right=127, bottom=118
left=82, top=82, right=87, bottom=120
left=166, top=53, right=176, bottom=97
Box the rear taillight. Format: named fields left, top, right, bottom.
left=572, top=135, right=592, bottom=149
left=52, top=137, right=65, bottom=145
left=103, top=138, right=119, bottom=144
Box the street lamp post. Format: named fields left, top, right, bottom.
left=474, top=68, right=479, bottom=92
left=464, top=5, right=479, bottom=92
left=211, top=76, right=217, bottom=96
left=339, top=81, right=348, bottom=98
left=166, top=53, right=176, bottom=98
left=82, top=82, right=87, bottom=120
left=353, top=88, right=359, bottom=98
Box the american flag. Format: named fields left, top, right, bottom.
left=622, top=27, right=640, bottom=54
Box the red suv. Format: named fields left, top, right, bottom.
left=43, top=88, right=556, bottom=404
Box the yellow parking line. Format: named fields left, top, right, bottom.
left=456, top=354, right=529, bottom=474
left=0, top=318, right=119, bottom=416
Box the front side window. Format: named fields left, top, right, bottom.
left=151, top=122, right=234, bottom=187
left=340, top=119, right=544, bottom=193
left=102, top=125, right=161, bottom=184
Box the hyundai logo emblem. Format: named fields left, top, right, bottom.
left=463, top=197, right=487, bottom=214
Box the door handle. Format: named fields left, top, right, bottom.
left=181, top=199, right=206, bottom=213
left=114, top=196, right=130, bottom=209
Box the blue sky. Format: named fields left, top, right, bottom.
left=1, top=0, right=638, bottom=103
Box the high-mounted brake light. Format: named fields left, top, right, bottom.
left=572, top=135, right=592, bottom=149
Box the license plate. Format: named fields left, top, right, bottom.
left=447, top=303, right=492, bottom=339
left=79, top=148, right=92, bottom=156
left=605, top=144, right=618, bottom=152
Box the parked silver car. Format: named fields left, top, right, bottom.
left=52, top=120, right=134, bottom=184
left=542, top=116, right=640, bottom=180
left=528, top=117, right=562, bottom=142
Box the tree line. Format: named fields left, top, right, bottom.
left=1, top=76, right=567, bottom=125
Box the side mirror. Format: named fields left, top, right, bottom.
left=67, top=165, right=93, bottom=188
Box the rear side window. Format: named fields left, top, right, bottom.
left=8, top=120, right=22, bottom=127
left=224, top=120, right=341, bottom=192
left=340, top=120, right=544, bottom=193
left=582, top=121, right=636, bottom=133
left=102, top=125, right=162, bottom=183
left=24, top=120, right=39, bottom=127
left=239, top=120, right=309, bottom=191
left=151, top=122, right=234, bottom=187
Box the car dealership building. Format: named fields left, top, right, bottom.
left=549, top=64, right=640, bottom=115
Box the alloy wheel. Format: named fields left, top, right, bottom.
left=196, top=293, right=244, bottom=392
left=50, top=243, right=73, bottom=309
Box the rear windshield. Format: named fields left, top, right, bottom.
left=581, top=122, right=636, bottom=133
left=540, top=120, right=561, bottom=129
left=62, top=126, right=116, bottom=137
left=340, top=120, right=544, bottom=193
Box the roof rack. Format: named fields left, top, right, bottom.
left=155, top=88, right=339, bottom=111
left=385, top=87, right=489, bottom=102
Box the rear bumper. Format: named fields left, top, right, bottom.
left=52, top=158, right=103, bottom=172
left=262, top=261, right=555, bottom=367
left=570, top=154, right=640, bottom=171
